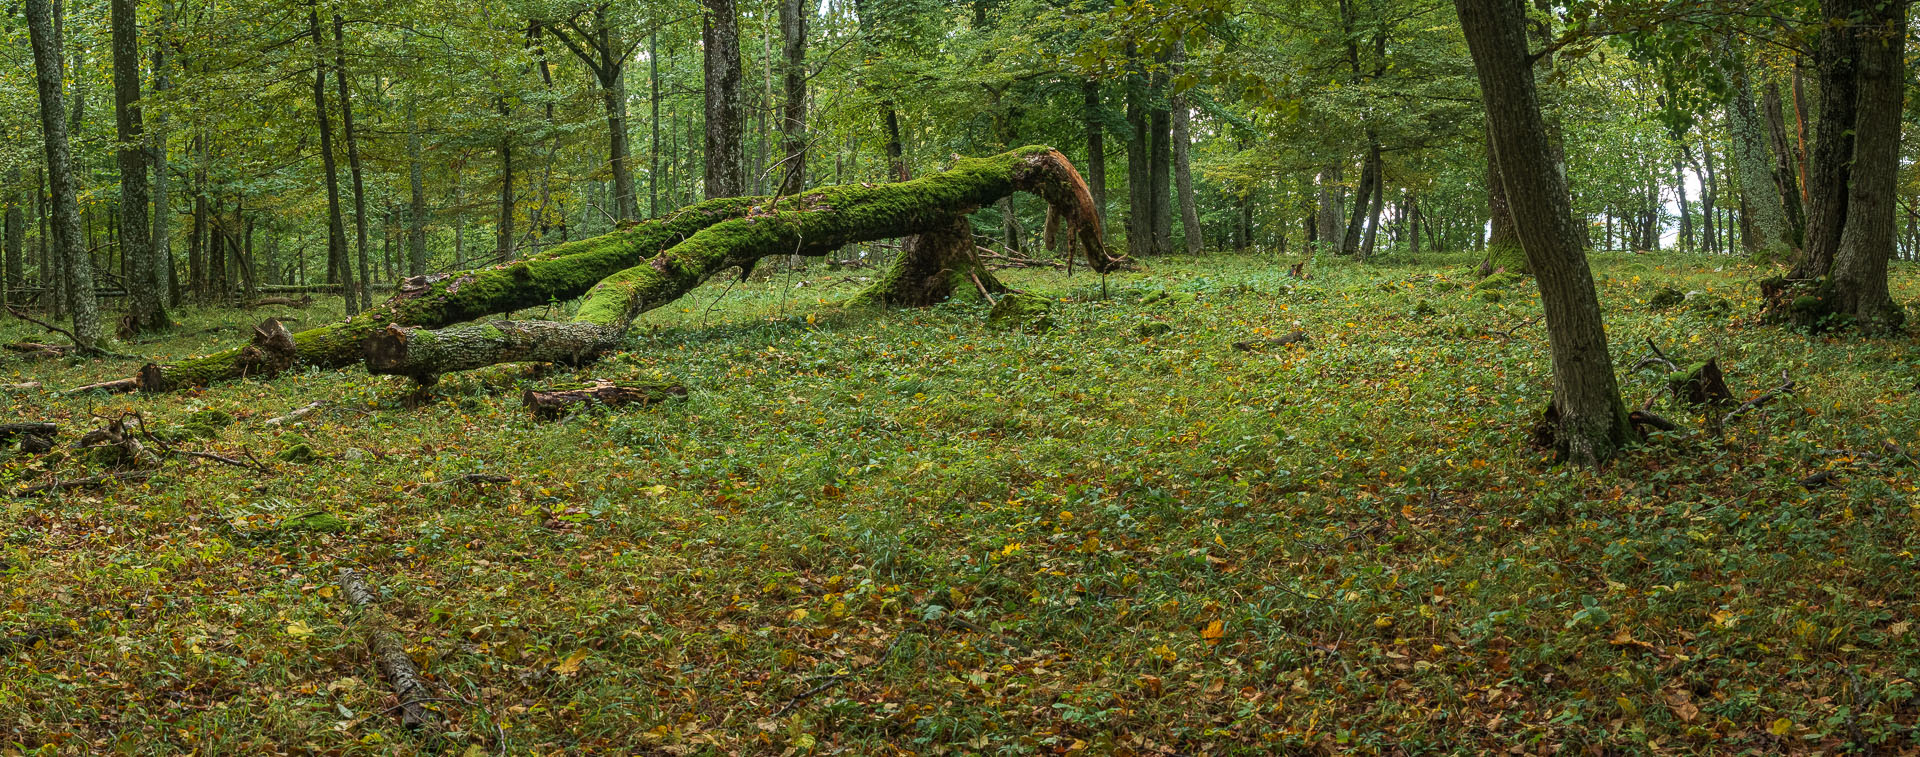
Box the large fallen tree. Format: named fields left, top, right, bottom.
left=132, top=146, right=1112, bottom=391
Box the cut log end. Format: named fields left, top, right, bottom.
left=523, top=379, right=687, bottom=420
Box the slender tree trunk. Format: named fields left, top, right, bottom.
left=1315, top=162, right=1344, bottom=253
left=1791, top=64, right=1813, bottom=208
left=1359, top=171, right=1385, bottom=261
left=702, top=0, right=746, bottom=198
left=333, top=14, right=371, bottom=309
left=111, top=0, right=166, bottom=332
left=1456, top=0, right=1634, bottom=465
left=151, top=0, right=177, bottom=307
left=778, top=0, right=807, bottom=196
left=407, top=97, right=427, bottom=276
left=24, top=0, right=99, bottom=347
left=1170, top=42, right=1201, bottom=255
left=307, top=6, right=355, bottom=316
left=1082, top=80, right=1106, bottom=225
left=650, top=31, right=661, bottom=217
left=1125, top=43, right=1150, bottom=258
left=882, top=105, right=908, bottom=182
left=497, top=126, right=515, bottom=261
left=3, top=172, right=21, bottom=309
left=1342, top=140, right=1381, bottom=256
left=1696, top=140, right=1720, bottom=256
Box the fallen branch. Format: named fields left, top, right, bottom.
left=64, top=378, right=140, bottom=396
left=1, top=381, right=43, bottom=392
left=523, top=379, right=687, bottom=420
left=1233, top=330, right=1312, bottom=351
left=0, top=423, right=57, bottom=443
left=337, top=569, right=444, bottom=730
left=263, top=401, right=326, bottom=427
left=4, top=342, right=68, bottom=360
left=418, top=473, right=512, bottom=488
left=1720, top=371, right=1797, bottom=427
left=12, top=470, right=157, bottom=497
left=4, top=306, right=138, bottom=359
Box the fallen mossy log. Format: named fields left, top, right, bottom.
left=0, top=423, right=58, bottom=443
left=368, top=147, right=1111, bottom=381
left=130, top=196, right=762, bottom=392
left=337, top=568, right=444, bottom=730
left=524, top=379, right=687, bottom=419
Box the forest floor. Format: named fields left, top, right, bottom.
left=3, top=249, right=1918, bottom=755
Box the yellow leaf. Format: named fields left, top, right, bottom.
left=315, top=586, right=335, bottom=599
left=285, top=620, right=315, bottom=639
left=1769, top=717, right=1792, bottom=736
left=788, top=608, right=809, bottom=622
left=553, top=647, right=590, bottom=676
left=1201, top=620, right=1224, bottom=643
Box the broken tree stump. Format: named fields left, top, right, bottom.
left=523, top=379, right=687, bottom=419
left=337, top=568, right=444, bottom=731
left=1667, top=358, right=1735, bottom=407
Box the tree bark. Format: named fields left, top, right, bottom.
left=1170, top=43, right=1201, bottom=255
left=111, top=0, right=167, bottom=333
left=1148, top=54, right=1173, bottom=256
left=1082, top=80, right=1106, bottom=226
left=3, top=171, right=21, bottom=308
left=1761, top=78, right=1806, bottom=247
left=333, top=14, right=371, bottom=308
left=407, top=98, right=428, bottom=277
left=24, top=0, right=99, bottom=348
left=1315, top=162, right=1345, bottom=254
left=1342, top=140, right=1381, bottom=257
left=1725, top=56, right=1792, bottom=262
left=366, top=148, right=1114, bottom=382
left=702, top=0, right=746, bottom=198
left=151, top=2, right=177, bottom=308
left=1124, top=43, right=1151, bottom=258
left=777, top=0, right=807, bottom=196
left=1456, top=0, right=1634, bottom=466
left=1767, top=0, right=1907, bottom=332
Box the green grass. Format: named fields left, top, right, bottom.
left=3, top=250, right=1919, bottom=754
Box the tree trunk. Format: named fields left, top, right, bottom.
left=702, top=0, right=746, bottom=198
left=882, top=105, right=908, bottom=182
left=1767, top=0, right=1907, bottom=333
left=1082, top=80, right=1106, bottom=226
left=24, top=0, right=99, bottom=348
left=1124, top=43, right=1150, bottom=258
left=1359, top=170, right=1385, bottom=261
left=649, top=32, right=661, bottom=216
left=1342, top=140, right=1381, bottom=257
left=111, top=0, right=166, bottom=332
left=1148, top=53, right=1173, bottom=256
left=777, top=0, right=807, bottom=196
left=151, top=2, right=177, bottom=308
left=496, top=103, right=515, bottom=262
left=333, top=14, right=371, bottom=309
left=3, top=171, right=21, bottom=308
left=366, top=148, right=1112, bottom=382
left=308, top=7, right=356, bottom=317
left=849, top=216, right=1006, bottom=308
left=1761, top=78, right=1806, bottom=247
left=1725, top=56, right=1792, bottom=262
left=407, top=98, right=428, bottom=277
left=1315, top=162, right=1344, bottom=253
left=1456, top=0, right=1634, bottom=466
left=1170, top=42, right=1200, bottom=255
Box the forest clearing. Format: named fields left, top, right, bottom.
left=4, top=0, right=1920, bottom=752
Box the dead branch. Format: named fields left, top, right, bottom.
left=1233, top=330, right=1312, bottom=351
left=263, top=401, right=326, bottom=427
left=337, top=568, right=445, bottom=730
left=1720, top=371, right=1797, bottom=427
left=64, top=378, right=140, bottom=396
left=12, top=470, right=157, bottom=497
left=419, top=473, right=512, bottom=488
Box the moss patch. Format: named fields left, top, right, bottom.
left=988, top=293, right=1055, bottom=333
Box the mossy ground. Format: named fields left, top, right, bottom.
left=3, top=250, right=1919, bottom=754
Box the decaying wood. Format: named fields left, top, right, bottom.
left=64, top=378, right=140, bottom=395
left=1233, top=330, right=1312, bottom=351
left=1669, top=358, right=1734, bottom=407
left=248, top=294, right=313, bottom=309
left=337, top=568, right=444, bottom=730
left=1720, top=371, right=1798, bottom=427
left=524, top=379, right=687, bottom=419
left=263, top=401, right=326, bottom=427
left=0, top=423, right=57, bottom=443
left=4, top=342, right=68, bottom=359
left=0, top=625, right=72, bottom=655
left=1628, top=409, right=1680, bottom=434
left=76, top=418, right=160, bottom=468
left=12, top=470, right=157, bottom=497
left=1, top=381, right=43, bottom=391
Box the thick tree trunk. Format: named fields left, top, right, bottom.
left=1767, top=0, right=1907, bottom=332
left=702, top=0, right=746, bottom=198
left=1171, top=43, right=1201, bottom=256
left=310, top=8, right=356, bottom=317
left=3, top=171, right=20, bottom=307
left=151, top=8, right=177, bottom=308
left=882, top=105, right=908, bottom=182
left=1484, top=130, right=1524, bottom=272
left=24, top=0, right=99, bottom=348
left=1761, top=79, right=1806, bottom=247
left=850, top=216, right=1006, bottom=308
left=1457, top=0, right=1634, bottom=466
left=1148, top=57, right=1173, bottom=256
left=1726, top=57, right=1792, bottom=262
left=777, top=0, right=807, bottom=196
left=1082, top=80, right=1106, bottom=225
left=1124, top=44, right=1151, bottom=259
left=366, top=148, right=1113, bottom=382
left=112, top=0, right=166, bottom=333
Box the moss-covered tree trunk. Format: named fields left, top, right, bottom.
left=132, top=197, right=759, bottom=391
left=366, top=147, right=1110, bottom=383
left=848, top=217, right=1007, bottom=308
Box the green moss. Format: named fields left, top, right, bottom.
left=988, top=293, right=1055, bottom=333
left=1412, top=299, right=1439, bottom=318
left=1477, top=289, right=1504, bottom=303
left=1136, top=322, right=1174, bottom=338
left=1432, top=280, right=1461, bottom=293
left=275, top=439, right=319, bottom=464
left=281, top=511, right=351, bottom=533
left=1484, top=241, right=1529, bottom=275
left=187, top=409, right=235, bottom=429
left=1647, top=286, right=1687, bottom=310
left=1472, top=272, right=1523, bottom=292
